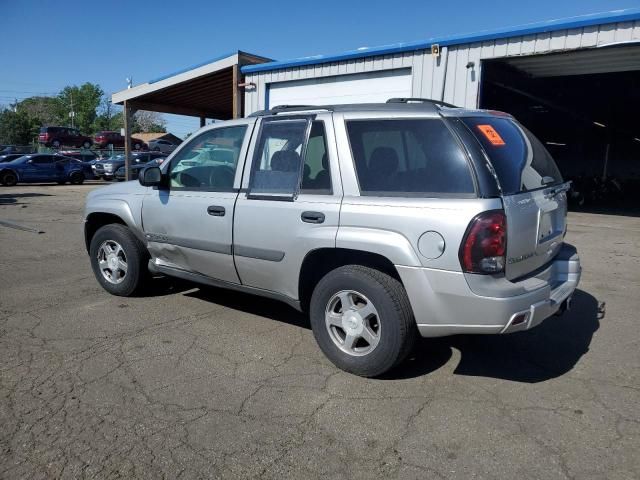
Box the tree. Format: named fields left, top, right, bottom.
left=132, top=110, right=166, bottom=133
left=18, top=96, right=64, bottom=126
left=93, top=95, right=123, bottom=132
left=0, top=108, right=39, bottom=145
left=57, top=83, right=103, bottom=134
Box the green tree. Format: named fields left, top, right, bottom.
left=0, top=108, right=39, bottom=145
left=58, top=83, right=104, bottom=134
left=18, top=96, right=64, bottom=126
left=93, top=95, right=124, bottom=132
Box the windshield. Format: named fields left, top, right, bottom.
left=461, top=116, right=563, bottom=194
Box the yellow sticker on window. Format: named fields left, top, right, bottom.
left=477, top=124, right=506, bottom=146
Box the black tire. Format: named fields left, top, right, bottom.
left=134, top=142, right=141, bottom=150
left=1, top=170, right=18, bottom=186
left=69, top=171, right=84, bottom=185
left=309, top=265, right=417, bottom=377
left=52, top=139, right=61, bottom=149
left=89, top=224, right=149, bottom=296
left=82, top=140, right=92, bottom=149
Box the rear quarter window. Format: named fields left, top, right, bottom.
left=461, top=117, right=563, bottom=194
left=346, top=119, right=475, bottom=196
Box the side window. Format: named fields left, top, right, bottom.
left=346, top=119, right=475, bottom=196
left=167, top=125, right=247, bottom=191
left=32, top=155, right=53, bottom=164
left=248, top=119, right=307, bottom=197
left=300, top=121, right=332, bottom=194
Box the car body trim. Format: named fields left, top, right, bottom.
left=145, top=233, right=232, bottom=255
left=234, top=245, right=285, bottom=262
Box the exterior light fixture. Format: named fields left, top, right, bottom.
left=593, top=121, right=606, bottom=128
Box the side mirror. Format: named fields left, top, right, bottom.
left=138, top=166, right=163, bottom=187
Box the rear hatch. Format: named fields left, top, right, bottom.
left=461, top=115, right=569, bottom=280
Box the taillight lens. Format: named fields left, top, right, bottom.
left=459, top=210, right=507, bottom=274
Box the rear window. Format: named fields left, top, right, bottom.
left=346, top=119, right=474, bottom=196
left=461, top=117, right=563, bottom=194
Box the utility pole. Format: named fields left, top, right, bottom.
left=69, top=92, right=75, bottom=128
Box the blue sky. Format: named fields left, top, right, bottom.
left=1, top=0, right=639, bottom=137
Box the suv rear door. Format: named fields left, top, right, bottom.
left=232, top=114, right=342, bottom=300
left=461, top=116, right=568, bottom=280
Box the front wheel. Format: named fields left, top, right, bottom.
left=1, top=171, right=18, bottom=186
left=309, top=265, right=417, bottom=377
left=89, top=224, right=149, bottom=296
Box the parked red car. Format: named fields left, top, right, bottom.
left=38, top=126, right=93, bottom=149
left=93, top=131, right=147, bottom=150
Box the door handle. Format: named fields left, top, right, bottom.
left=301, top=211, right=325, bottom=224
left=207, top=205, right=226, bottom=216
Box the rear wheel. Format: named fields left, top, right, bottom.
left=1, top=171, right=18, bottom=186
left=82, top=140, right=92, bottom=149
left=309, top=265, right=417, bottom=377
left=89, top=224, right=149, bottom=296
left=70, top=171, right=84, bottom=184
left=134, top=142, right=142, bottom=150
left=52, top=139, right=61, bottom=149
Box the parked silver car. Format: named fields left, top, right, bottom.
left=148, top=138, right=179, bottom=153
left=84, top=100, right=581, bottom=377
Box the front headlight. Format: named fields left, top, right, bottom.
left=104, top=164, right=113, bottom=172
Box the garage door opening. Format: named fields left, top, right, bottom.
left=480, top=45, right=640, bottom=214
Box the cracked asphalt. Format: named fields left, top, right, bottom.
left=1, top=184, right=639, bottom=479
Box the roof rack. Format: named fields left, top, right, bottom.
left=386, top=98, right=459, bottom=108
left=249, top=105, right=334, bottom=117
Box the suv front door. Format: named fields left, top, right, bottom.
left=233, top=114, right=342, bottom=301
left=141, top=119, right=255, bottom=283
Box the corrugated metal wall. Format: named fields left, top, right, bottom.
left=244, top=20, right=640, bottom=115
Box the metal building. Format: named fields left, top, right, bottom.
left=242, top=8, right=640, bottom=113
left=240, top=8, right=640, bottom=209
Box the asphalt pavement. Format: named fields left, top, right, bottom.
left=1, top=184, right=638, bottom=479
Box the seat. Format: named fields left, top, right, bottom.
left=271, top=150, right=301, bottom=172
left=312, top=153, right=331, bottom=190
left=365, top=147, right=399, bottom=191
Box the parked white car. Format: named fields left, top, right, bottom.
left=148, top=138, right=179, bottom=153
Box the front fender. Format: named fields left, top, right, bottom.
left=84, top=198, right=146, bottom=247
left=336, top=227, right=421, bottom=267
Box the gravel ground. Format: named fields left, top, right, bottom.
left=1, top=183, right=639, bottom=479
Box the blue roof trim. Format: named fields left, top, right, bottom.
left=149, top=52, right=237, bottom=84
left=241, top=8, right=640, bottom=74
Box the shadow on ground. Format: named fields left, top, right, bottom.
left=150, top=278, right=600, bottom=383
left=394, top=289, right=601, bottom=383
left=0, top=192, right=52, bottom=205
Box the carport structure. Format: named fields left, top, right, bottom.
left=111, top=51, right=269, bottom=178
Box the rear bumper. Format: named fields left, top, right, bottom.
left=397, top=243, right=581, bottom=337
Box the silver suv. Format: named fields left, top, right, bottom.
left=84, top=100, right=581, bottom=377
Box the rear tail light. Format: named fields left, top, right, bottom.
left=459, top=210, right=507, bottom=274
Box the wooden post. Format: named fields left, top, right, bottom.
left=123, top=101, right=133, bottom=181
left=232, top=64, right=241, bottom=119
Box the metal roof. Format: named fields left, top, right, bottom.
left=241, top=7, right=640, bottom=74
left=111, top=51, right=270, bottom=119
